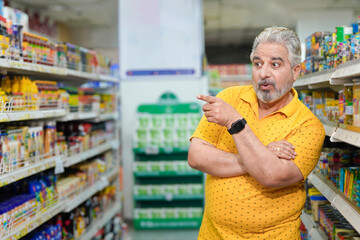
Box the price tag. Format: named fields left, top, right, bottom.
left=54, top=157, right=64, bottom=174
left=165, top=193, right=173, bottom=201
left=145, top=146, right=159, bottom=155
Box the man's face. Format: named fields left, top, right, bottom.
left=251, top=43, right=299, bottom=103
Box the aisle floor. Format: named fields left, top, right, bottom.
left=125, top=226, right=199, bottom=240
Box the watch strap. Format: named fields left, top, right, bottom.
left=227, top=118, right=247, bottom=135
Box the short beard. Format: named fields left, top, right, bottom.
left=253, top=79, right=293, bottom=103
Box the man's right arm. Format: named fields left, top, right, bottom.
left=188, top=137, right=247, bottom=177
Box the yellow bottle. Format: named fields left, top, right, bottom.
left=12, top=76, right=20, bottom=93
left=31, top=81, right=39, bottom=110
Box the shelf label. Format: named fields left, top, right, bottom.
left=145, top=146, right=159, bottom=155
left=54, top=157, right=65, bottom=174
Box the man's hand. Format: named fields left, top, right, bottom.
left=267, top=140, right=297, bottom=160
left=197, top=95, right=242, bottom=129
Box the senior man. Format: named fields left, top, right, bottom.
left=188, top=27, right=325, bottom=239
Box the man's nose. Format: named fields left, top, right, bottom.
left=259, top=64, right=271, bottom=79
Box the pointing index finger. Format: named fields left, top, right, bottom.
left=197, top=95, right=217, bottom=103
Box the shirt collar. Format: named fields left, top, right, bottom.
left=240, top=86, right=300, bottom=118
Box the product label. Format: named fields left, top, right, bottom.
left=345, top=105, right=353, bottom=115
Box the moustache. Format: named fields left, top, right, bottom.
left=257, top=79, right=276, bottom=88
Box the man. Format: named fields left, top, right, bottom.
left=188, top=27, right=325, bottom=239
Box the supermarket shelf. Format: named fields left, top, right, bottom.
left=0, top=59, right=118, bottom=83
left=0, top=156, right=59, bottom=187
left=134, top=194, right=204, bottom=201
left=307, top=171, right=360, bottom=233
left=78, top=203, right=121, bottom=240
left=330, top=58, right=360, bottom=82
left=64, top=171, right=114, bottom=212
left=294, top=69, right=335, bottom=89
left=60, top=112, right=98, bottom=121
left=99, top=112, right=119, bottom=121
left=59, top=112, right=118, bottom=122
left=2, top=59, right=67, bottom=76
left=300, top=211, right=327, bottom=240
left=133, top=218, right=202, bottom=229
left=63, top=140, right=118, bottom=167
left=133, top=146, right=189, bottom=155
left=0, top=109, right=66, bottom=122
left=320, top=121, right=337, bottom=137
left=330, top=126, right=360, bottom=148
left=99, top=74, right=120, bottom=83
left=3, top=201, right=64, bottom=240
left=134, top=171, right=202, bottom=177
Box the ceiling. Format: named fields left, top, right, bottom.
left=8, top=0, right=360, bottom=46
left=204, top=0, right=360, bottom=46
left=9, top=0, right=118, bottom=28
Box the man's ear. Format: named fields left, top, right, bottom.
left=292, top=64, right=301, bottom=82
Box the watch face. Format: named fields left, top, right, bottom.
left=228, top=119, right=246, bottom=135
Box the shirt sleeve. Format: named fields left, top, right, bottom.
left=190, top=87, right=238, bottom=146
left=286, top=118, right=325, bottom=179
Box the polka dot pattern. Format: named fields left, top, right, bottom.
left=191, top=86, right=325, bottom=240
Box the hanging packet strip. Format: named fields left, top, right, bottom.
left=54, top=157, right=64, bottom=174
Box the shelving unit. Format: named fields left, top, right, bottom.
left=0, top=109, right=67, bottom=122
left=294, top=58, right=360, bottom=238
left=307, top=171, right=360, bottom=234
left=0, top=55, right=122, bottom=239
left=132, top=97, right=204, bottom=229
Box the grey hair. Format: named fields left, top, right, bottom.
left=250, top=27, right=301, bottom=67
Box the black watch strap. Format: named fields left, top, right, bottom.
left=227, top=118, right=247, bottom=135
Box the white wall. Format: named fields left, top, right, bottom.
left=296, top=10, right=354, bottom=61
left=120, top=77, right=208, bottom=219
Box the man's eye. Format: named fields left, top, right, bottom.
left=255, top=62, right=262, bottom=67
left=272, top=62, right=280, bottom=67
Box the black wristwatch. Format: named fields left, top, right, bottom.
left=227, top=118, right=247, bottom=135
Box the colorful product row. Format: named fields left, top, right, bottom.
left=0, top=172, right=57, bottom=234
left=134, top=207, right=203, bottom=220
left=301, top=17, right=360, bottom=75
left=133, top=160, right=198, bottom=173
left=137, top=113, right=201, bottom=129
left=0, top=75, right=116, bottom=114
left=22, top=183, right=118, bottom=240
left=133, top=184, right=203, bottom=196
left=319, top=205, right=360, bottom=240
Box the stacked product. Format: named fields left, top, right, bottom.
left=57, top=152, right=116, bottom=201
left=57, top=121, right=115, bottom=155
left=0, top=121, right=67, bottom=173
left=134, top=112, right=200, bottom=151
left=133, top=160, right=199, bottom=174
left=298, top=83, right=360, bottom=128
left=91, top=213, right=123, bottom=240
left=319, top=205, right=360, bottom=239
left=0, top=171, right=57, bottom=233
left=301, top=16, right=360, bottom=75
left=22, top=184, right=117, bottom=240
left=59, top=184, right=117, bottom=240
left=318, top=140, right=360, bottom=207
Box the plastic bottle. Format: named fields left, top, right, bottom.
left=344, top=83, right=354, bottom=125
left=44, top=123, right=53, bottom=158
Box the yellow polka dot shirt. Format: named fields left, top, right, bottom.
left=191, top=86, right=325, bottom=240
